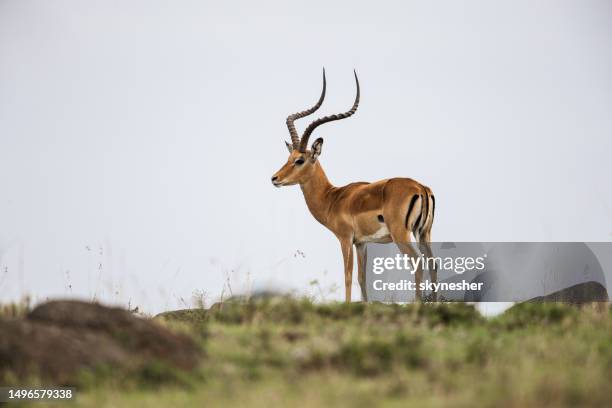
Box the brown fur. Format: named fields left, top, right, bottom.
left=272, top=147, right=436, bottom=302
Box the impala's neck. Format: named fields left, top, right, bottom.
left=300, top=161, right=335, bottom=225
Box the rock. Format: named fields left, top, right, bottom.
left=0, top=319, right=129, bottom=384
left=527, top=281, right=609, bottom=303
left=0, top=300, right=202, bottom=384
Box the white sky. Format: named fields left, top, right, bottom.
left=1, top=0, right=611, bottom=313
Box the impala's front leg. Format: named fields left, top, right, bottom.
left=339, top=238, right=354, bottom=302
left=356, top=243, right=368, bottom=302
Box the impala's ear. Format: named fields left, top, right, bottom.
left=285, top=141, right=293, bottom=153
left=310, top=138, right=323, bottom=161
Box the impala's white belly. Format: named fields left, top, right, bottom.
left=358, top=224, right=392, bottom=243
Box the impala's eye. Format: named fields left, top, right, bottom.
left=295, top=158, right=305, bottom=165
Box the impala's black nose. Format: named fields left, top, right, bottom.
left=271, top=176, right=278, bottom=182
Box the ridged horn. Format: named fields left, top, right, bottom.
left=299, top=70, right=359, bottom=152
left=285, top=69, right=326, bottom=149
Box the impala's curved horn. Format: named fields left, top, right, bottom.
left=299, top=70, right=359, bottom=152
left=286, top=69, right=326, bottom=149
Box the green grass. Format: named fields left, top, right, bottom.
left=9, top=299, right=612, bottom=407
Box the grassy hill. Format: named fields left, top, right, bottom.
left=3, top=299, right=611, bottom=407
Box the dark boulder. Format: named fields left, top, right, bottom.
left=528, top=281, right=609, bottom=303
left=0, top=300, right=202, bottom=384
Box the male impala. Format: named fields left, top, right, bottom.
left=271, top=70, right=436, bottom=302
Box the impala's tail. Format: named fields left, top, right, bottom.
left=418, top=191, right=435, bottom=240
left=404, top=191, right=435, bottom=240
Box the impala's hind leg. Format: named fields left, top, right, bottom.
left=400, top=241, right=423, bottom=301
left=418, top=231, right=437, bottom=301
left=392, top=236, right=424, bottom=302
left=417, top=192, right=437, bottom=301
left=383, top=190, right=423, bottom=301
left=384, top=193, right=425, bottom=301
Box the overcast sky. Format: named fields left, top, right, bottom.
left=1, top=0, right=611, bottom=312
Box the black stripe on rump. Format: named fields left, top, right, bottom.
left=405, top=194, right=420, bottom=229
left=431, top=195, right=436, bottom=222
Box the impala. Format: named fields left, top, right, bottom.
left=271, top=70, right=436, bottom=302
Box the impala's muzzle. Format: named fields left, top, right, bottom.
left=271, top=175, right=282, bottom=187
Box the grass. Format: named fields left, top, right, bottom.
left=0, top=296, right=31, bottom=319
left=4, top=299, right=611, bottom=407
